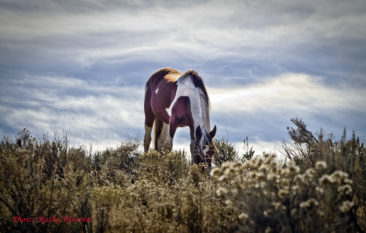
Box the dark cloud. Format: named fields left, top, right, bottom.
left=0, top=0, right=208, bottom=13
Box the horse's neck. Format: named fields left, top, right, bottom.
left=191, top=89, right=210, bottom=133
left=172, top=76, right=210, bottom=133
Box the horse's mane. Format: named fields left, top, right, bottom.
left=182, top=70, right=210, bottom=108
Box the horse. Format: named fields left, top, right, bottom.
left=144, top=68, right=217, bottom=167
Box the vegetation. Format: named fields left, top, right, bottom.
left=0, top=119, right=365, bottom=232
left=213, top=137, right=254, bottom=167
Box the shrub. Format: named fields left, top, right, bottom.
left=213, top=137, right=255, bottom=166
left=213, top=139, right=239, bottom=166
left=0, top=122, right=365, bottom=233
left=0, top=129, right=93, bottom=233
left=211, top=155, right=361, bottom=232
left=284, top=118, right=366, bottom=231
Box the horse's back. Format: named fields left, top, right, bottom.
left=147, top=68, right=181, bottom=89
left=145, top=68, right=182, bottom=124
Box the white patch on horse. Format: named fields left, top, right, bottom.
left=203, top=145, right=209, bottom=154
left=155, top=88, right=159, bottom=94
left=167, top=74, right=210, bottom=140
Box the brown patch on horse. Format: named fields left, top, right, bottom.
left=169, top=96, right=193, bottom=138
left=148, top=68, right=181, bottom=87
left=144, top=86, right=155, bottom=127
left=146, top=68, right=182, bottom=124
left=183, top=70, right=210, bottom=107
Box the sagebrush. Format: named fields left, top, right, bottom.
left=0, top=119, right=365, bottom=232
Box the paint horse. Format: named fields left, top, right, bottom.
left=144, top=68, right=217, bottom=167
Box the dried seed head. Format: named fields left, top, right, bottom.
left=238, top=212, right=249, bottom=221
left=210, top=167, right=221, bottom=177
left=263, top=209, right=273, bottom=217
left=259, top=164, right=270, bottom=173
left=216, top=187, right=228, bottom=196
left=316, top=186, right=324, bottom=194
left=319, top=175, right=332, bottom=185
left=225, top=199, right=233, bottom=206
left=289, top=165, right=300, bottom=174
left=337, top=184, right=352, bottom=195
left=281, top=168, right=290, bottom=176
left=315, top=161, right=327, bottom=170
left=272, top=202, right=286, bottom=211
left=267, top=172, right=278, bottom=181
left=300, top=198, right=318, bottom=209
left=221, top=162, right=235, bottom=169
left=331, top=170, right=349, bottom=183
left=278, top=189, right=289, bottom=198
left=291, top=185, right=300, bottom=193
left=294, top=174, right=304, bottom=184
left=344, top=178, right=353, bottom=185
left=231, top=188, right=238, bottom=195
left=304, top=168, right=316, bottom=180
left=339, top=201, right=353, bottom=212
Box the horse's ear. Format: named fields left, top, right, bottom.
left=209, top=125, right=217, bottom=139
left=195, top=126, right=202, bottom=140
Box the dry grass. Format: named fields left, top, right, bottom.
left=0, top=119, right=365, bottom=233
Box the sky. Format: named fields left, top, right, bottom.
left=0, top=0, right=365, bottom=156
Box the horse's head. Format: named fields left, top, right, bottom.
left=194, top=125, right=217, bottom=168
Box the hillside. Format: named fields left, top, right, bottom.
left=0, top=119, right=365, bottom=233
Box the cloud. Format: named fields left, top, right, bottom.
left=234, top=140, right=283, bottom=157
left=207, top=73, right=366, bottom=144
left=0, top=74, right=145, bottom=150
left=1, top=71, right=365, bottom=153
left=209, top=73, right=366, bottom=115
left=1, top=0, right=365, bottom=72
left=1, top=0, right=366, bottom=153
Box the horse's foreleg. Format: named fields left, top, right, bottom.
left=164, top=135, right=173, bottom=152
left=164, top=129, right=174, bottom=152
left=190, top=140, right=195, bottom=164
left=157, top=122, right=169, bottom=152
left=163, top=119, right=178, bottom=152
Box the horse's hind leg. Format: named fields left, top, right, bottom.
left=144, top=87, right=155, bottom=152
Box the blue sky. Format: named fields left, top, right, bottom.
left=0, top=0, right=365, bottom=154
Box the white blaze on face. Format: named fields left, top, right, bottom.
left=203, top=145, right=209, bottom=154
left=155, top=88, right=159, bottom=94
